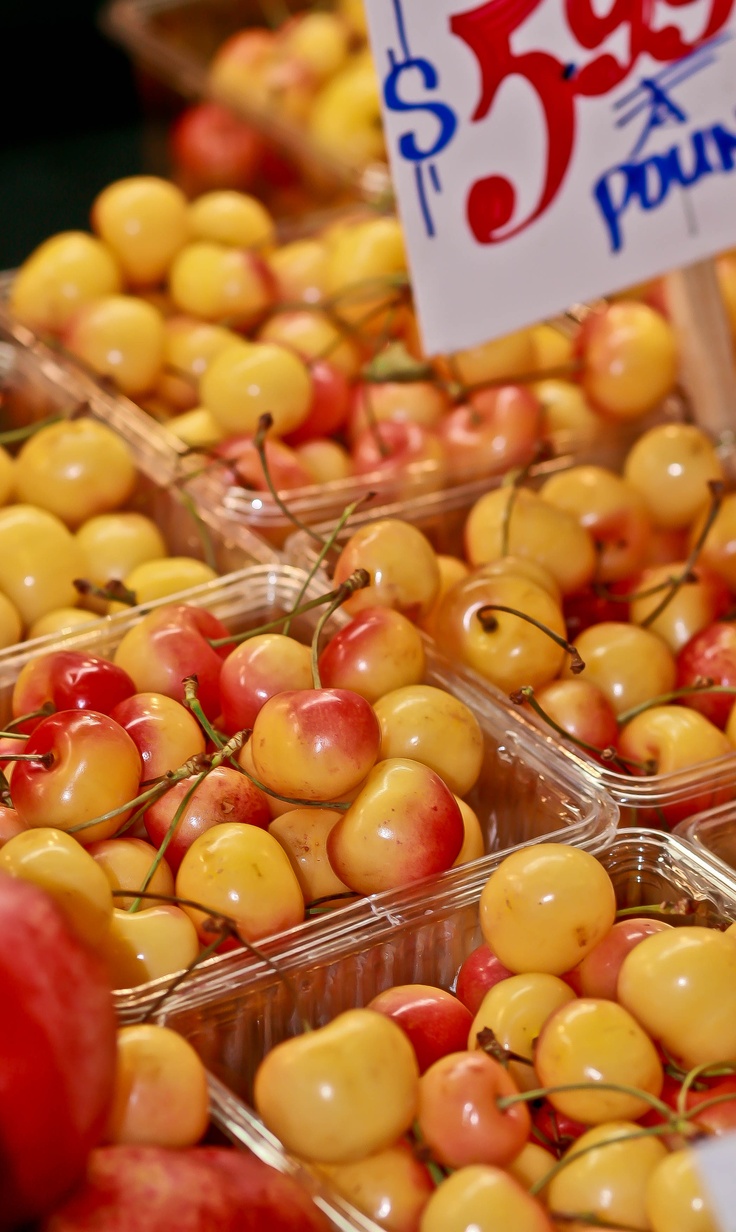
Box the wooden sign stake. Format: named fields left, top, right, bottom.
left=664, top=259, right=736, bottom=454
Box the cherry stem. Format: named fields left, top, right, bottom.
left=282, top=496, right=375, bottom=638
left=169, top=488, right=218, bottom=572
left=65, top=758, right=209, bottom=836
left=3, top=703, right=54, bottom=731
left=615, top=680, right=736, bottom=726
left=639, top=478, right=724, bottom=629
left=127, top=770, right=208, bottom=914
left=477, top=604, right=585, bottom=673
left=532, top=1121, right=690, bottom=1200
left=309, top=569, right=370, bottom=688
left=0, top=751, right=54, bottom=766
left=73, top=577, right=139, bottom=607
left=497, top=1079, right=676, bottom=1122
left=182, top=677, right=227, bottom=752
left=305, top=890, right=361, bottom=915
left=0, top=413, right=64, bottom=446
left=0, top=730, right=29, bottom=742
left=208, top=583, right=373, bottom=649
left=509, top=685, right=630, bottom=771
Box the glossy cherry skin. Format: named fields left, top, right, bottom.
left=12, top=650, right=137, bottom=733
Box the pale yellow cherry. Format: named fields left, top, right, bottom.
left=186, top=190, right=276, bottom=250
left=105, top=1024, right=210, bottom=1149
left=75, top=511, right=167, bottom=608
left=296, top=438, right=353, bottom=484
left=164, top=407, right=225, bottom=449
left=581, top=300, right=679, bottom=420
left=507, top=1142, right=557, bottom=1200
left=27, top=608, right=99, bottom=639
left=281, top=11, right=352, bottom=82
left=540, top=464, right=652, bottom=583
left=199, top=338, right=313, bottom=437
left=100, top=903, right=200, bottom=989
left=257, top=308, right=362, bottom=378
left=469, top=972, right=576, bottom=1092
left=532, top=377, right=601, bottom=446
left=167, top=240, right=274, bottom=330
left=628, top=561, right=728, bottom=654
left=62, top=294, right=166, bottom=397
left=337, top=0, right=368, bottom=38
left=90, top=175, right=190, bottom=287
left=453, top=797, right=486, bottom=867
left=0, top=826, right=113, bottom=951
left=333, top=518, right=441, bottom=621
left=623, top=422, right=724, bottom=530
left=105, top=556, right=218, bottom=614
left=13, top=419, right=137, bottom=529
left=419, top=1164, right=554, bottom=1232
left=548, top=1121, right=668, bottom=1229
left=0, top=504, right=86, bottom=626
left=448, top=327, right=536, bottom=387
left=464, top=485, right=597, bottom=595
left=9, top=231, right=122, bottom=333
left=308, top=53, right=386, bottom=169
left=86, top=836, right=175, bottom=910
left=418, top=553, right=471, bottom=638
left=474, top=554, right=562, bottom=605
left=529, top=321, right=575, bottom=371
left=689, top=489, right=736, bottom=589
left=0, top=591, right=22, bottom=648
left=267, top=236, right=329, bottom=305
left=645, top=1147, right=719, bottom=1232
left=564, top=622, right=676, bottom=717
left=374, top=684, right=484, bottom=797
left=253, top=1008, right=420, bottom=1164
left=159, top=317, right=241, bottom=410
left=268, top=807, right=353, bottom=908
left=0, top=446, right=15, bottom=505
left=324, top=214, right=406, bottom=333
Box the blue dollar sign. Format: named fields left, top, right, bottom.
left=383, top=54, right=457, bottom=162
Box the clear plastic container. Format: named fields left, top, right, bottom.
left=99, top=0, right=390, bottom=210
left=286, top=512, right=736, bottom=831
left=81, top=562, right=619, bottom=1018
left=160, top=830, right=736, bottom=1232
left=674, top=801, right=736, bottom=876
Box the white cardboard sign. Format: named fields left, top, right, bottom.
left=362, top=0, right=736, bottom=355
left=694, top=1133, right=736, bottom=1231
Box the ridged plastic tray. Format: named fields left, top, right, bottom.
left=95, top=563, right=619, bottom=1019
left=166, top=830, right=736, bottom=1232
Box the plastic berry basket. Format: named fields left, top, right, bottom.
left=40, top=560, right=618, bottom=1020
left=0, top=295, right=279, bottom=611
left=674, top=800, right=736, bottom=878
left=285, top=505, right=736, bottom=833
left=98, top=0, right=391, bottom=210
left=151, top=829, right=736, bottom=1232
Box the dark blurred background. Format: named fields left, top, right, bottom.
left=0, top=0, right=169, bottom=269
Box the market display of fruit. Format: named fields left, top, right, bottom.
left=7, top=11, right=736, bottom=1227
left=155, top=831, right=736, bottom=1232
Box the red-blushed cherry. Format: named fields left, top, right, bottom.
left=628, top=561, right=731, bottom=655
left=416, top=1049, right=531, bottom=1169
left=569, top=917, right=675, bottom=1000
left=317, top=1138, right=436, bottom=1232
left=561, top=579, right=634, bottom=643
left=11, top=650, right=137, bottom=733
left=109, top=691, right=206, bottom=782
left=168, top=100, right=265, bottom=195
left=283, top=357, right=351, bottom=446
left=675, top=620, right=736, bottom=729
left=326, top=757, right=465, bottom=894
left=682, top=1075, right=736, bottom=1137
left=332, top=518, right=441, bottom=622
left=249, top=687, right=382, bottom=803
left=0, top=805, right=27, bottom=847
left=525, top=678, right=620, bottom=762
left=316, top=606, right=426, bottom=704
left=10, top=710, right=143, bottom=845
left=112, top=603, right=232, bottom=721
left=436, top=383, right=543, bottom=481
left=366, top=983, right=474, bottom=1074
left=218, top=633, right=313, bottom=735
left=454, top=942, right=515, bottom=1016
left=349, top=419, right=444, bottom=478
left=143, top=764, right=271, bottom=872
left=346, top=378, right=449, bottom=443
left=212, top=432, right=312, bottom=491
left=531, top=1100, right=588, bottom=1157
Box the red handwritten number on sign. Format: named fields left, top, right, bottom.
left=450, top=0, right=736, bottom=244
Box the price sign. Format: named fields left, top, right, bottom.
left=362, top=0, right=736, bottom=356
left=694, top=1133, right=736, bottom=1231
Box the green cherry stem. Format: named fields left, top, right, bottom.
left=509, top=685, right=631, bottom=770
left=282, top=499, right=374, bottom=638
left=639, top=478, right=724, bottom=629
left=309, top=569, right=370, bottom=688
left=127, top=770, right=208, bottom=914
left=182, top=676, right=227, bottom=751
left=3, top=704, right=54, bottom=732
left=497, top=1079, right=677, bottom=1125
left=73, top=577, right=139, bottom=607
left=207, top=581, right=372, bottom=650
left=477, top=605, right=585, bottom=673
left=0, top=730, right=30, bottom=742
left=615, top=681, right=736, bottom=726
left=0, top=414, right=65, bottom=446
left=531, top=1123, right=690, bottom=1201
